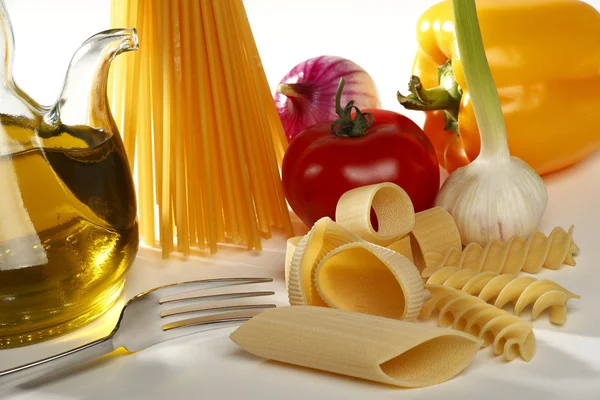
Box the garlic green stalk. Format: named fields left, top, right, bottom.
left=435, top=0, right=548, bottom=246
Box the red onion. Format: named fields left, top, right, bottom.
left=274, top=56, right=381, bottom=143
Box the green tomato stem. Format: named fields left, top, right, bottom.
left=452, top=0, right=510, bottom=161
left=330, top=78, right=374, bottom=138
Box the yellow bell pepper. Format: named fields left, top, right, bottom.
left=398, top=0, right=600, bottom=174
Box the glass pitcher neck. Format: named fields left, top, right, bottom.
left=0, top=0, right=15, bottom=86
left=0, top=0, right=40, bottom=119
left=51, top=28, right=139, bottom=133
left=0, top=1, right=139, bottom=142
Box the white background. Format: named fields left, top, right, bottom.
left=2, top=1, right=600, bottom=399
left=6, top=0, right=600, bottom=129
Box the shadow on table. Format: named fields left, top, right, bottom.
left=5, top=350, right=177, bottom=400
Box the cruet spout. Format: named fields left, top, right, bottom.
left=0, top=0, right=38, bottom=118
left=50, top=28, right=139, bottom=133
left=0, top=0, right=17, bottom=87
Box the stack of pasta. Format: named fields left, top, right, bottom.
left=109, top=0, right=292, bottom=256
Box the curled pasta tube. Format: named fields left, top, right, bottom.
left=410, top=207, right=462, bottom=272
left=335, top=182, right=415, bottom=246
left=285, top=236, right=302, bottom=290
left=315, top=241, right=425, bottom=321
left=287, top=217, right=362, bottom=306
left=387, top=236, right=413, bottom=262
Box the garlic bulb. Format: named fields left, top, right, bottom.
left=436, top=157, right=547, bottom=246
left=435, top=0, right=548, bottom=245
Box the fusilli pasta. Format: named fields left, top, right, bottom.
left=426, top=267, right=579, bottom=324
left=421, top=284, right=536, bottom=361
left=422, top=226, right=579, bottom=278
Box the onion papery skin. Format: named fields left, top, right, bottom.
left=274, top=56, right=381, bottom=143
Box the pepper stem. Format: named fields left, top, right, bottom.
left=397, top=62, right=462, bottom=119
left=452, top=0, right=510, bottom=161
left=330, top=78, right=374, bottom=138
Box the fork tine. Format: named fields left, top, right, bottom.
left=160, top=284, right=275, bottom=305
left=161, top=297, right=276, bottom=317
left=160, top=304, right=276, bottom=327
left=147, top=277, right=273, bottom=299
left=162, top=308, right=272, bottom=331
left=160, top=291, right=274, bottom=309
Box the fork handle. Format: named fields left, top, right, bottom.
left=0, top=336, right=115, bottom=388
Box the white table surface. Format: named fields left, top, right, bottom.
left=2, top=0, right=600, bottom=399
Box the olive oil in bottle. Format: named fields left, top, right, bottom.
left=0, top=128, right=139, bottom=349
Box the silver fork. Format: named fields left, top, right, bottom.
left=0, top=277, right=276, bottom=388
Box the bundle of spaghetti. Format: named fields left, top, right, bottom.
left=109, top=0, right=293, bottom=256
left=422, top=226, right=579, bottom=278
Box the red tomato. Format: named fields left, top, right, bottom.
left=282, top=109, right=440, bottom=228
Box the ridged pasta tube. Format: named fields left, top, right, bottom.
left=287, top=216, right=426, bottom=320
left=410, top=207, right=462, bottom=272
left=314, top=241, right=425, bottom=321
left=288, top=217, right=360, bottom=306
left=421, top=284, right=536, bottom=362
left=230, top=306, right=483, bottom=388
left=335, top=182, right=415, bottom=246
left=426, top=267, right=580, bottom=324
left=422, top=226, right=579, bottom=278
left=285, top=236, right=302, bottom=290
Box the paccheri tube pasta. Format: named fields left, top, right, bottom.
left=387, top=236, right=414, bottom=262
left=426, top=267, right=579, bottom=325
left=335, top=182, right=415, bottom=246
left=284, top=236, right=302, bottom=290
left=410, top=207, right=462, bottom=272
left=230, top=306, right=483, bottom=388
left=314, top=241, right=424, bottom=321
left=287, top=217, right=360, bottom=307
left=422, top=226, right=580, bottom=277
left=288, top=217, right=425, bottom=320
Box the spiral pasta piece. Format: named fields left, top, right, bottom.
left=421, top=285, right=536, bottom=361
left=422, top=226, right=579, bottom=278
left=426, top=267, right=580, bottom=325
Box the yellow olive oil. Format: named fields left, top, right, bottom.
left=0, top=129, right=138, bottom=349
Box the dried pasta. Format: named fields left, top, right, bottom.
left=422, top=226, right=579, bottom=278
left=314, top=241, right=424, bottom=321
left=421, top=284, right=536, bottom=361
left=426, top=267, right=580, bottom=324
left=335, top=183, right=415, bottom=246
left=230, top=306, right=483, bottom=388
left=109, top=0, right=292, bottom=256
left=284, top=236, right=302, bottom=290
left=387, top=236, right=414, bottom=262
left=287, top=218, right=360, bottom=307
left=410, top=207, right=462, bottom=272
left=287, top=217, right=425, bottom=320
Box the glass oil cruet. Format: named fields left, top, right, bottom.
left=0, top=1, right=139, bottom=348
